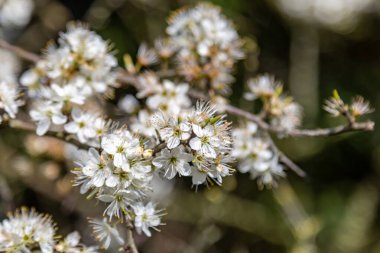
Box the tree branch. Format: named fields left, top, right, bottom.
left=221, top=103, right=374, bottom=137
left=125, top=226, right=139, bottom=253
left=0, top=38, right=374, bottom=139
left=116, top=74, right=374, bottom=137
left=265, top=133, right=306, bottom=178
left=7, top=119, right=88, bottom=149
left=0, top=39, right=40, bottom=63
left=279, top=153, right=306, bottom=178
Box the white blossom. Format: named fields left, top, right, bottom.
left=153, top=146, right=192, bottom=179
left=130, top=109, right=156, bottom=137
left=30, top=101, right=67, bottom=135
left=64, top=108, right=97, bottom=143
left=21, top=23, right=117, bottom=106
left=146, top=80, right=191, bottom=115
left=137, top=43, right=158, bottom=66
left=167, top=3, right=244, bottom=93
left=81, top=148, right=113, bottom=188
left=232, top=123, right=285, bottom=188
left=132, top=202, right=162, bottom=237
left=55, top=231, right=98, bottom=253
left=350, top=96, right=374, bottom=117
left=249, top=156, right=286, bottom=188
left=189, top=125, right=221, bottom=158
left=51, top=83, right=86, bottom=105
left=154, top=38, right=177, bottom=59
left=0, top=208, right=55, bottom=253
left=153, top=115, right=191, bottom=149
left=0, top=81, right=23, bottom=122
left=101, top=129, right=141, bottom=170
left=98, top=190, right=139, bottom=220
left=89, top=218, right=124, bottom=249
left=270, top=101, right=303, bottom=131
left=244, top=74, right=280, bottom=100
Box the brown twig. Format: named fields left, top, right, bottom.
left=7, top=119, right=89, bottom=149
left=265, top=133, right=306, bottom=177
left=279, top=153, right=306, bottom=178
left=222, top=103, right=374, bottom=137
left=0, top=39, right=40, bottom=63
left=0, top=38, right=374, bottom=138
left=125, top=226, right=139, bottom=253
left=117, top=73, right=374, bottom=138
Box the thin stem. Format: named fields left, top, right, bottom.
left=125, top=227, right=139, bottom=253
left=266, top=133, right=306, bottom=178
left=279, top=153, right=306, bottom=178
left=7, top=119, right=89, bottom=149
left=222, top=103, right=374, bottom=137
left=0, top=39, right=40, bottom=63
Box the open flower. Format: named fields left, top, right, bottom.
left=189, top=125, right=220, bottom=158
left=0, top=207, right=55, bottom=253
left=101, top=129, right=141, bottom=170
left=350, top=96, right=374, bottom=117
left=64, top=108, right=97, bottom=143
left=0, top=81, right=23, bottom=121
left=98, top=190, right=139, bottom=220
left=81, top=148, right=113, bottom=188
left=152, top=146, right=192, bottom=179
left=30, top=101, right=67, bottom=135
left=132, top=202, right=162, bottom=237
left=89, top=218, right=124, bottom=249
left=157, top=117, right=191, bottom=149
left=244, top=74, right=280, bottom=100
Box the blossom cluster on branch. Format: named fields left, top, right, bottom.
left=0, top=2, right=375, bottom=252
left=0, top=207, right=98, bottom=253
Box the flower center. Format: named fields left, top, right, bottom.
left=201, top=136, right=209, bottom=143
left=117, top=146, right=125, bottom=153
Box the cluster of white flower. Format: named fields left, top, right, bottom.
left=166, top=2, right=244, bottom=94
left=64, top=108, right=110, bottom=146
left=0, top=0, right=31, bottom=122
left=74, top=132, right=148, bottom=213
left=122, top=73, right=192, bottom=137
left=136, top=74, right=191, bottom=115
left=152, top=101, right=233, bottom=185
left=21, top=24, right=117, bottom=137
left=0, top=1, right=375, bottom=252
left=323, top=90, right=373, bottom=120
left=0, top=0, right=34, bottom=28
left=30, top=104, right=109, bottom=146
left=0, top=207, right=97, bottom=253
left=21, top=23, right=117, bottom=98
left=245, top=74, right=303, bottom=131
left=232, top=122, right=285, bottom=188
left=0, top=49, right=23, bottom=123
left=72, top=125, right=163, bottom=241
left=88, top=201, right=163, bottom=248
left=0, top=81, right=23, bottom=123
left=55, top=231, right=98, bottom=253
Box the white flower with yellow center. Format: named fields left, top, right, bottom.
left=153, top=146, right=193, bottom=179
left=189, top=124, right=220, bottom=158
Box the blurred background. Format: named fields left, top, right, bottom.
left=1, top=0, right=380, bottom=252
